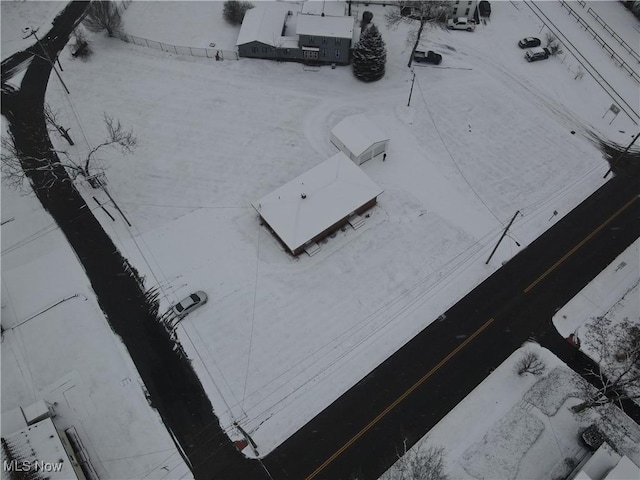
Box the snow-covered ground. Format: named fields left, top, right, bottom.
left=3, top=0, right=639, bottom=469
left=382, top=342, right=640, bottom=480
left=382, top=237, right=640, bottom=480
left=0, top=190, right=191, bottom=479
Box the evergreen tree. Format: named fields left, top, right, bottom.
left=352, top=24, right=386, bottom=83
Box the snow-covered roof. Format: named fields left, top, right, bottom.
left=2, top=418, right=81, bottom=480
left=236, top=4, right=293, bottom=47
left=331, top=114, right=389, bottom=157
left=301, top=1, right=347, bottom=17
left=296, top=14, right=354, bottom=38
left=252, top=152, right=383, bottom=253
left=606, top=456, right=640, bottom=479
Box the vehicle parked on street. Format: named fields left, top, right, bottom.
left=447, top=17, right=476, bottom=31
left=518, top=37, right=541, bottom=48
left=172, top=291, right=208, bottom=318
left=525, top=47, right=551, bottom=62
left=413, top=50, right=442, bottom=65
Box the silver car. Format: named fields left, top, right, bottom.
left=172, top=291, right=208, bottom=318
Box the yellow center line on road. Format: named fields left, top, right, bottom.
left=524, top=195, right=639, bottom=294
left=304, top=317, right=496, bottom=480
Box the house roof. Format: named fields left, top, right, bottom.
left=331, top=114, right=389, bottom=157
left=3, top=418, right=81, bottom=480
left=296, top=14, right=354, bottom=38
left=236, top=4, right=294, bottom=47
left=301, top=0, right=347, bottom=17
left=252, top=152, right=383, bottom=253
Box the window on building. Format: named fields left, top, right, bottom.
left=303, top=50, right=319, bottom=60
left=335, top=38, right=341, bottom=45
left=322, top=48, right=327, bottom=57
left=251, top=46, right=258, bottom=53
left=335, top=49, right=341, bottom=58
left=284, top=48, right=290, bottom=55
left=309, top=36, right=314, bottom=44
left=455, top=0, right=459, bottom=3
left=465, top=8, right=470, bottom=15
left=452, top=8, right=458, bottom=15
left=468, top=1, right=472, bottom=4
left=322, top=37, right=327, bottom=45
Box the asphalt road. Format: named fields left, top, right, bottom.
left=262, top=167, right=639, bottom=480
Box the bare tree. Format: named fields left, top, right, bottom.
left=2, top=114, right=136, bottom=190
left=572, top=316, right=640, bottom=413
left=380, top=439, right=449, bottom=480
left=516, top=351, right=546, bottom=376
left=82, top=0, right=122, bottom=37
left=82, top=114, right=137, bottom=179
left=386, top=1, right=452, bottom=68
left=44, top=103, right=74, bottom=145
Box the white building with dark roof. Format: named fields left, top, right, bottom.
left=330, top=114, right=390, bottom=165
left=252, top=152, right=383, bottom=255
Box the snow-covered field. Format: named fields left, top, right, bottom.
left=382, top=238, right=640, bottom=479
left=2, top=0, right=639, bottom=470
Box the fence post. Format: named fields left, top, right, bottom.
left=145, top=38, right=149, bottom=47
left=174, top=45, right=178, bottom=54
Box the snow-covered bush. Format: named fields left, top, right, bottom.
left=223, top=0, right=254, bottom=25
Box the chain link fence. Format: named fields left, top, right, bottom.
left=117, top=33, right=239, bottom=60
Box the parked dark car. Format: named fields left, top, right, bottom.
left=479, top=1, right=491, bottom=17
left=414, top=50, right=442, bottom=65
left=525, top=47, right=551, bottom=62
left=518, top=37, right=541, bottom=48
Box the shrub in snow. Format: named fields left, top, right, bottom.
left=71, top=29, right=93, bottom=60
left=82, top=0, right=122, bottom=37
left=352, top=24, right=386, bottom=83
left=223, top=0, right=254, bottom=25
left=380, top=441, right=449, bottom=480
left=545, top=33, right=563, bottom=56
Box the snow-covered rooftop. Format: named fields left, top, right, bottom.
left=296, top=13, right=354, bottom=38
left=236, top=4, right=295, bottom=47
left=252, top=152, right=383, bottom=253
left=331, top=114, right=389, bottom=157
left=2, top=418, right=81, bottom=480
left=301, top=0, right=347, bottom=17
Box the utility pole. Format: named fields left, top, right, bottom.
left=22, top=27, right=70, bottom=94
left=486, top=210, right=520, bottom=265
left=407, top=72, right=416, bottom=107
left=603, top=131, right=640, bottom=178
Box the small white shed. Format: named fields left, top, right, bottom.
left=330, top=114, right=389, bottom=165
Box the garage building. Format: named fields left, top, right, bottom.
left=252, top=152, right=383, bottom=255
left=330, top=114, right=389, bottom=165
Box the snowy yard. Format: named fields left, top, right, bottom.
left=382, top=239, right=639, bottom=480
left=386, top=342, right=640, bottom=480
left=2, top=0, right=639, bottom=472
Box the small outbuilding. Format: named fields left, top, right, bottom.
left=330, top=114, right=390, bottom=165
left=252, top=152, right=383, bottom=255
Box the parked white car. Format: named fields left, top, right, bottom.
left=447, top=17, right=476, bottom=31
left=172, top=291, right=208, bottom=319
